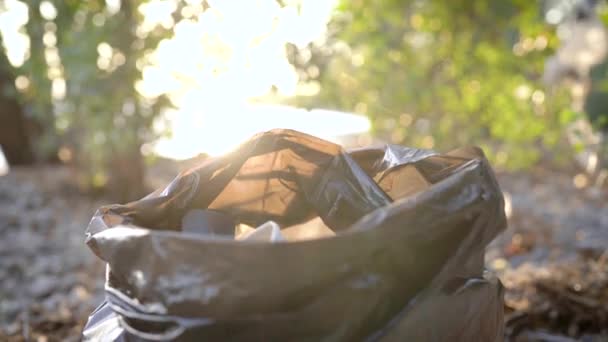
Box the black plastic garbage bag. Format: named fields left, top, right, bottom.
left=83, top=129, right=507, bottom=341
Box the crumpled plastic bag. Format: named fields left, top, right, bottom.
left=83, top=129, right=507, bottom=341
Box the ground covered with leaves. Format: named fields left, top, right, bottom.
left=491, top=170, right=608, bottom=341
left=0, top=167, right=105, bottom=342
left=0, top=163, right=607, bottom=341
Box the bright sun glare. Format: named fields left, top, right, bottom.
left=1, top=0, right=370, bottom=160
left=153, top=104, right=371, bottom=159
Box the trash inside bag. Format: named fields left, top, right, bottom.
left=83, top=129, right=507, bottom=341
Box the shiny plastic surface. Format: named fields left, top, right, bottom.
left=83, top=129, right=507, bottom=341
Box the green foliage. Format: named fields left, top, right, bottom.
left=586, top=57, right=608, bottom=131
left=296, top=0, right=574, bottom=169
left=3, top=0, right=179, bottom=194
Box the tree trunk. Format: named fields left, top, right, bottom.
left=0, top=69, right=34, bottom=165
left=106, top=145, right=147, bottom=202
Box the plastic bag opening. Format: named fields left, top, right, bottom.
left=88, top=130, right=486, bottom=245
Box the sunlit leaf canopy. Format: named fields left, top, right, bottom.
left=0, top=0, right=336, bottom=97
left=0, top=0, right=371, bottom=199
left=0, top=0, right=595, bottom=198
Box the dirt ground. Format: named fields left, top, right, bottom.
left=490, top=169, right=608, bottom=341
left=0, top=166, right=105, bottom=342
left=0, top=160, right=606, bottom=341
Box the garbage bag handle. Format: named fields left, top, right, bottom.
left=107, top=295, right=188, bottom=341
left=117, top=315, right=186, bottom=341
